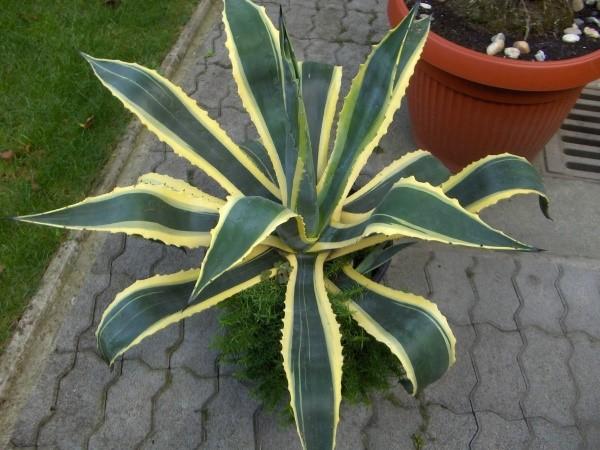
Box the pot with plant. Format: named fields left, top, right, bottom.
left=14, top=1, right=550, bottom=449
left=389, top=0, right=600, bottom=171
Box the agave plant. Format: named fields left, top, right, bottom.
left=14, top=1, right=548, bottom=449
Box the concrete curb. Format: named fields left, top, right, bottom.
left=0, top=0, right=217, bottom=444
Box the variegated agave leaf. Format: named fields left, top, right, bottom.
left=14, top=1, right=549, bottom=449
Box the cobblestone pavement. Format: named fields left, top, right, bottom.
left=8, top=0, right=600, bottom=448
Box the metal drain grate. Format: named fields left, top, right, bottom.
left=545, top=82, right=600, bottom=181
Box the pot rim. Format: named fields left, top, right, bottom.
left=388, top=0, right=600, bottom=92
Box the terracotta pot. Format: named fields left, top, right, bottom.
left=388, top=0, right=600, bottom=171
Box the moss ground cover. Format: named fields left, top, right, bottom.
left=0, top=0, right=198, bottom=352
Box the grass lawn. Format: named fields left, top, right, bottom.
left=0, top=0, right=199, bottom=352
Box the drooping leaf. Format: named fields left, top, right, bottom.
left=328, top=264, right=455, bottom=395
left=281, top=253, right=343, bottom=450
left=14, top=173, right=222, bottom=248
left=81, top=54, right=279, bottom=200
left=442, top=153, right=549, bottom=218
left=313, top=177, right=536, bottom=252
left=341, top=150, right=450, bottom=222
left=97, top=248, right=282, bottom=364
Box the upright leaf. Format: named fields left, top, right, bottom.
left=279, top=12, right=319, bottom=236
left=223, top=0, right=287, bottom=199
left=317, top=6, right=428, bottom=229
left=301, top=61, right=342, bottom=180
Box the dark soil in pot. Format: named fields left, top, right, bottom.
left=407, top=0, right=600, bottom=60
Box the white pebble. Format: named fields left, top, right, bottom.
left=486, top=39, right=505, bottom=56
left=585, top=0, right=596, bottom=5
left=562, top=33, right=581, bottom=43
left=513, top=40, right=530, bottom=54
left=584, top=26, right=600, bottom=38
left=420, top=2, right=432, bottom=9
left=534, top=50, right=546, bottom=61
left=491, top=32, right=506, bottom=42
left=572, top=0, right=585, bottom=12
left=504, top=47, right=520, bottom=59
left=564, top=26, right=582, bottom=35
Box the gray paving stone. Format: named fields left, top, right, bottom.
left=471, top=411, right=529, bottom=450
left=53, top=272, right=109, bottom=352
left=265, top=3, right=316, bottom=39
left=122, top=145, right=170, bottom=182
left=171, top=308, right=221, bottom=377
left=425, top=405, right=477, bottom=449
left=348, top=0, right=381, bottom=14
left=472, top=324, right=526, bottom=420
left=385, top=244, right=431, bottom=297
left=111, top=236, right=164, bottom=280
left=515, top=259, right=564, bottom=334
left=364, top=384, right=421, bottom=450
left=377, top=101, right=417, bottom=156
left=205, top=23, right=231, bottom=69
left=153, top=245, right=204, bottom=275
left=188, top=165, right=229, bottom=199
left=124, top=322, right=181, bottom=370
left=471, top=256, right=520, bottom=330
left=37, top=351, right=116, bottom=449
left=154, top=150, right=197, bottom=182
left=336, top=402, right=372, bottom=450
left=141, top=368, right=215, bottom=450
left=305, top=39, right=341, bottom=65
left=10, top=352, right=73, bottom=447
left=201, top=376, right=259, bottom=449
left=371, top=11, right=391, bottom=42
left=256, top=408, right=302, bottom=450
left=89, top=234, right=127, bottom=276
left=424, top=325, right=476, bottom=414
left=192, top=63, right=232, bottom=110
left=218, top=106, right=251, bottom=143
left=561, top=265, right=600, bottom=339
left=340, top=10, right=373, bottom=44
left=174, top=44, right=208, bottom=94
left=428, top=251, right=475, bottom=326
left=529, top=417, right=583, bottom=450
left=521, top=328, right=577, bottom=426
left=312, top=7, right=345, bottom=42
left=569, top=333, right=600, bottom=425
left=582, top=422, right=600, bottom=449
left=335, top=41, right=370, bottom=81
left=88, top=360, right=165, bottom=450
